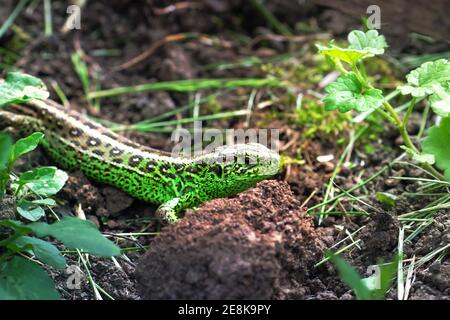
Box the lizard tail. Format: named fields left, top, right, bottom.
left=0, top=111, right=16, bottom=128
left=0, top=110, right=44, bottom=136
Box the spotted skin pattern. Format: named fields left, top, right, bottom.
left=0, top=99, right=281, bottom=223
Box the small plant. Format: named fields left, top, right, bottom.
left=0, top=74, right=120, bottom=299
left=0, top=131, right=120, bottom=299
left=317, top=30, right=450, bottom=181
left=326, top=251, right=398, bottom=300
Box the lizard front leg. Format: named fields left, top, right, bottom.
left=155, top=193, right=196, bottom=224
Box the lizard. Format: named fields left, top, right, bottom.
left=0, top=99, right=281, bottom=223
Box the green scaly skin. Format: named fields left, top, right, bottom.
left=0, top=99, right=280, bottom=223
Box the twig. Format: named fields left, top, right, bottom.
left=112, top=32, right=202, bottom=72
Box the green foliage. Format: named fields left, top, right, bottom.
left=376, top=192, right=398, bottom=208
left=422, top=118, right=450, bottom=181
left=11, top=236, right=67, bottom=269
left=0, top=131, right=43, bottom=199
left=326, top=251, right=398, bottom=300
left=16, top=199, right=45, bottom=221
left=11, top=132, right=44, bottom=164
left=316, top=44, right=371, bottom=66
left=0, top=133, right=13, bottom=199
left=317, top=29, right=450, bottom=182
left=0, top=256, right=60, bottom=300
left=0, top=129, right=120, bottom=299
left=71, top=51, right=91, bottom=99
left=347, top=30, right=387, bottom=55
left=29, top=217, right=121, bottom=257
left=398, top=59, right=450, bottom=98
left=0, top=217, right=121, bottom=300
left=323, top=72, right=384, bottom=112
left=316, top=30, right=387, bottom=65
left=429, top=84, right=450, bottom=117
left=14, top=166, right=68, bottom=197
left=0, top=72, right=49, bottom=107
left=294, top=99, right=351, bottom=138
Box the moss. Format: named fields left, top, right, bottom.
left=294, top=98, right=351, bottom=139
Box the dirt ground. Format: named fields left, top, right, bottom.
left=0, top=0, right=448, bottom=300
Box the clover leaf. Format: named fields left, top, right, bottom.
left=398, top=59, right=450, bottom=97
left=323, top=72, right=384, bottom=112
left=422, top=117, right=450, bottom=181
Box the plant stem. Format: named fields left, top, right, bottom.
left=382, top=100, right=415, bottom=147
left=351, top=63, right=366, bottom=84
left=335, top=60, right=349, bottom=74
left=382, top=100, right=446, bottom=180
left=402, top=98, right=416, bottom=127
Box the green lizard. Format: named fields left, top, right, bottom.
left=0, top=99, right=280, bottom=223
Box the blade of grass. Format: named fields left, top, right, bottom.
left=89, top=78, right=283, bottom=99
left=250, top=0, right=292, bottom=36
left=43, top=0, right=52, bottom=36
left=308, top=155, right=388, bottom=213
left=0, top=0, right=29, bottom=39
left=316, top=127, right=366, bottom=223
left=397, top=227, right=405, bottom=300
left=144, top=92, right=224, bottom=124
left=403, top=255, right=415, bottom=300
left=113, top=109, right=249, bottom=132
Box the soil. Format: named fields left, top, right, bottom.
left=136, top=180, right=330, bottom=299
left=0, top=0, right=448, bottom=300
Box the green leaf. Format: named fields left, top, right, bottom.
left=361, top=259, right=398, bottom=300
left=31, top=198, right=56, bottom=206
left=316, top=44, right=371, bottom=65
left=401, top=146, right=436, bottom=165
left=323, top=72, right=384, bottom=112
left=347, top=30, right=387, bottom=55
left=398, top=59, right=450, bottom=97
left=376, top=192, right=398, bottom=208
left=11, top=236, right=67, bottom=269
left=16, top=199, right=45, bottom=221
left=374, top=257, right=398, bottom=300
left=11, top=132, right=45, bottom=164
left=413, top=153, right=435, bottom=165
left=0, top=133, right=13, bottom=199
left=71, top=52, right=90, bottom=96
left=422, top=118, right=450, bottom=181
left=0, top=72, right=49, bottom=107
left=316, top=30, right=386, bottom=65
left=29, top=217, right=121, bottom=257
left=429, top=84, right=450, bottom=117
left=15, top=166, right=68, bottom=197
left=0, top=256, right=60, bottom=300
left=325, top=251, right=372, bottom=300
left=0, top=220, right=31, bottom=234
left=0, top=133, right=12, bottom=170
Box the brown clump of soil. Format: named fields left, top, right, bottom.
left=135, top=180, right=326, bottom=299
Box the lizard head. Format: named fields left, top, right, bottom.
left=213, top=142, right=280, bottom=178
left=196, top=143, right=281, bottom=193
